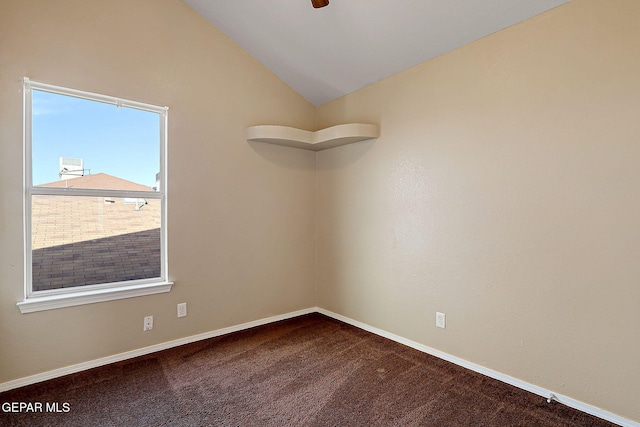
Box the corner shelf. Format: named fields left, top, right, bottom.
left=247, top=123, right=379, bottom=151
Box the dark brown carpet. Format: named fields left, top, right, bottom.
left=0, top=313, right=617, bottom=426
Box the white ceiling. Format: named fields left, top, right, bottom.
left=184, top=0, right=569, bottom=106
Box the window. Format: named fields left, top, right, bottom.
left=18, top=78, right=171, bottom=313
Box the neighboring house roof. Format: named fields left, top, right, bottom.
left=37, top=172, right=153, bottom=192
left=32, top=173, right=160, bottom=292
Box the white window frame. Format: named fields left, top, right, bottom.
left=18, top=78, right=172, bottom=314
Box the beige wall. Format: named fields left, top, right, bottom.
left=316, top=0, right=640, bottom=422
left=1, top=0, right=639, bottom=423
left=0, top=0, right=316, bottom=381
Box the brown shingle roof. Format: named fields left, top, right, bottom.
left=37, top=173, right=153, bottom=192
left=32, top=173, right=160, bottom=291
left=32, top=196, right=160, bottom=250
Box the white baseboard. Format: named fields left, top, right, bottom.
left=0, top=307, right=316, bottom=394
left=1, top=306, right=636, bottom=427
left=316, top=308, right=638, bottom=427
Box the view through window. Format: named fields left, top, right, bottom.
left=25, top=79, right=167, bottom=295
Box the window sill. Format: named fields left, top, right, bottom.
left=17, top=281, right=173, bottom=314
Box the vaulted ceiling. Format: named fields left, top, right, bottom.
left=184, top=0, right=570, bottom=106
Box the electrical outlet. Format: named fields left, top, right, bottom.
left=436, top=312, right=446, bottom=329
left=144, top=315, right=154, bottom=331
left=177, top=303, right=187, bottom=318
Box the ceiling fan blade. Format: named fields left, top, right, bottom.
left=311, top=0, right=329, bottom=8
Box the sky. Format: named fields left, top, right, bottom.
left=32, top=89, right=161, bottom=188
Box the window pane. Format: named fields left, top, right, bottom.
left=32, top=90, right=160, bottom=191
left=31, top=195, right=161, bottom=292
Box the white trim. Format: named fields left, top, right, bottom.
left=17, top=281, right=173, bottom=313
left=0, top=307, right=315, bottom=392
left=30, top=187, right=162, bottom=198
left=159, top=108, right=168, bottom=281
left=24, top=77, right=168, bottom=114
left=23, top=77, right=33, bottom=305
left=21, top=77, right=170, bottom=303
left=316, top=308, right=638, bottom=427
left=1, top=306, right=637, bottom=427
